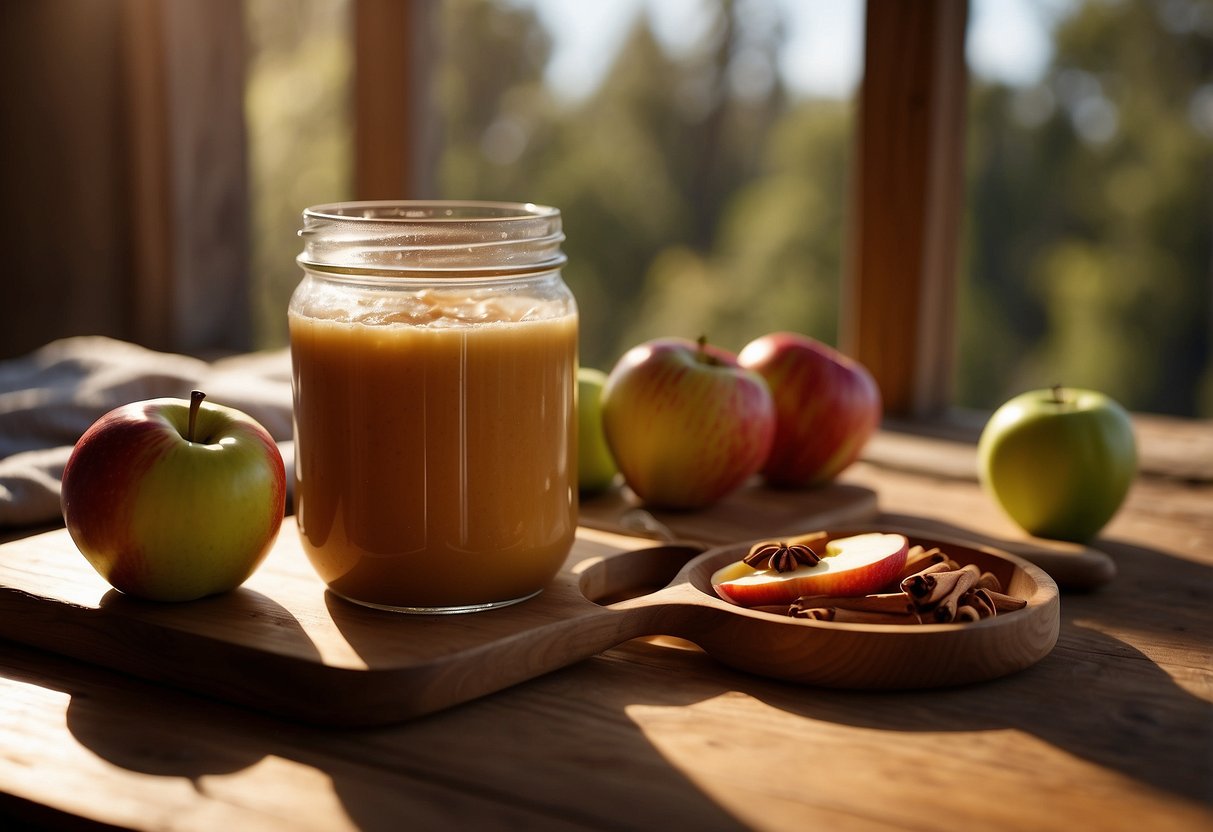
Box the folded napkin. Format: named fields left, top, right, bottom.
left=0, top=336, right=294, bottom=528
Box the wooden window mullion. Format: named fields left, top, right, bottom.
left=843, top=0, right=969, bottom=418
left=353, top=0, right=434, bottom=200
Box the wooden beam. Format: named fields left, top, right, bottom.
left=353, top=0, right=435, bottom=200
left=843, top=0, right=969, bottom=417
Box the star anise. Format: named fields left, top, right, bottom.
left=742, top=540, right=822, bottom=573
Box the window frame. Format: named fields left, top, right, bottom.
left=7, top=0, right=965, bottom=409
left=350, top=0, right=970, bottom=419
left=843, top=0, right=968, bottom=418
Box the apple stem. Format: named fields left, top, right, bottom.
left=188, top=390, right=205, bottom=443
left=1051, top=384, right=1065, bottom=404
left=695, top=335, right=719, bottom=366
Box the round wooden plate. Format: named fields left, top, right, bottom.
left=581, top=527, right=1061, bottom=690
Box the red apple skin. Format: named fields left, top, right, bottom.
left=738, top=332, right=881, bottom=488
left=61, top=397, right=287, bottom=602
left=712, top=533, right=908, bottom=607
left=601, top=337, right=776, bottom=510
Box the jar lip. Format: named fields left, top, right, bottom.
left=296, top=257, right=567, bottom=282
left=302, top=200, right=560, bottom=224
left=298, top=200, right=565, bottom=275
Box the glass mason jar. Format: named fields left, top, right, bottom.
left=289, top=201, right=578, bottom=613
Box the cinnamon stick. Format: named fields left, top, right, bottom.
left=983, top=590, right=1028, bottom=612
left=901, top=563, right=980, bottom=606
left=792, top=606, right=923, bottom=625
left=964, top=587, right=998, bottom=619
left=733, top=538, right=1028, bottom=627
left=907, top=545, right=946, bottom=567
left=902, top=563, right=982, bottom=622
left=894, top=547, right=952, bottom=582
left=955, top=604, right=982, bottom=622
left=899, top=560, right=954, bottom=585
left=792, top=592, right=914, bottom=615
left=977, top=571, right=1003, bottom=592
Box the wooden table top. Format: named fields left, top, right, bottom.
left=1, top=420, right=1209, bottom=831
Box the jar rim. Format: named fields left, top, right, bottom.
left=298, top=200, right=566, bottom=275
left=302, top=200, right=560, bottom=224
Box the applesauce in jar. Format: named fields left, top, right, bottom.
left=289, top=202, right=578, bottom=612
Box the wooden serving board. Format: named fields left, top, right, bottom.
left=580, top=481, right=1114, bottom=591
left=0, top=483, right=1060, bottom=726
left=0, top=482, right=877, bottom=725
left=0, top=523, right=656, bottom=725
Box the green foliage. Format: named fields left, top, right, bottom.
left=431, top=0, right=844, bottom=370
left=245, top=0, right=353, bottom=348
left=246, top=0, right=1211, bottom=417
left=960, top=0, right=1212, bottom=416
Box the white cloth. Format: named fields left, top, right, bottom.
left=0, top=337, right=294, bottom=527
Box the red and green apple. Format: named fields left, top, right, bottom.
left=738, top=332, right=881, bottom=488
left=601, top=336, right=776, bottom=510
left=977, top=385, right=1136, bottom=543
left=712, top=532, right=909, bottom=607
left=61, top=391, right=287, bottom=602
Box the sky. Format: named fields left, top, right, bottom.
left=508, top=0, right=1080, bottom=102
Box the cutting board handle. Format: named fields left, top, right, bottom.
left=381, top=543, right=721, bottom=720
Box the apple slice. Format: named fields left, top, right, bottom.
left=712, top=533, right=909, bottom=608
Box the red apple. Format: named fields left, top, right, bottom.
left=601, top=336, right=776, bottom=509
left=61, top=391, right=286, bottom=602
left=738, top=332, right=881, bottom=488
left=712, top=532, right=909, bottom=607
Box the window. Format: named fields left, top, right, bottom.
left=7, top=0, right=1208, bottom=420
left=959, top=0, right=1213, bottom=417
left=246, top=0, right=354, bottom=348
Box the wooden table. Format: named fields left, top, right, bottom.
left=1, top=421, right=1209, bottom=831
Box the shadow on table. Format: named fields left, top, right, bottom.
left=41, top=646, right=751, bottom=830
left=36, top=534, right=1210, bottom=827
left=47, top=662, right=754, bottom=830
left=733, top=534, right=1213, bottom=806
left=3, top=538, right=742, bottom=829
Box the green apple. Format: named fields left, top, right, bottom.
left=577, top=366, right=618, bottom=494
left=977, top=386, right=1136, bottom=543
left=60, top=391, right=287, bottom=601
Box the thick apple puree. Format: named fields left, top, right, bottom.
left=289, top=294, right=577, bottom=609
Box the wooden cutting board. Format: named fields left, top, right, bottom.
left=579, top=482, right=1115, bottom=591
left=0, top=483, right=880, bottom=725
left=578, top=480, right=880, bottom=543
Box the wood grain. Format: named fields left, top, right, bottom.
left=843, top=0, right=968, bottom=416
left=0, top=508, right=1056, bottom=726
left=0, top=428, right=1208, bottom=832
left=579, top=480, right=880, bottom=544
left=354, top=0, right=435, bottom=199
